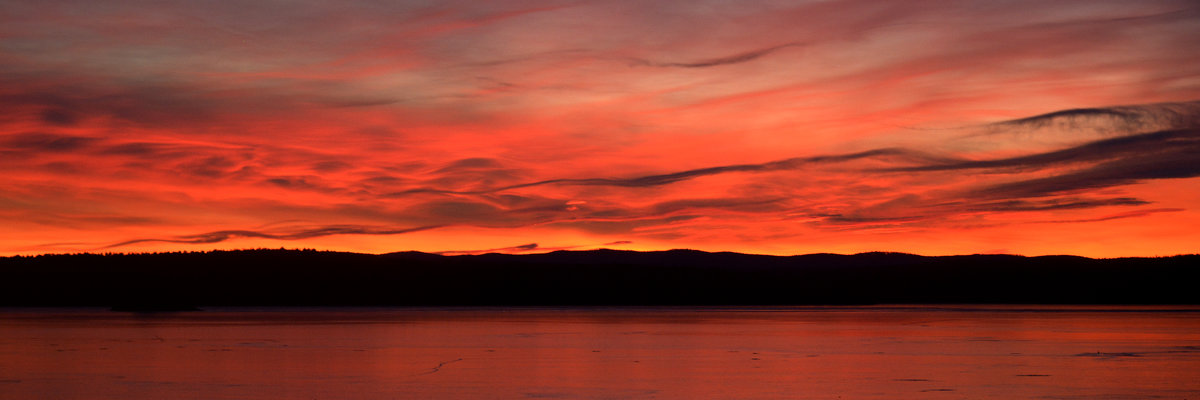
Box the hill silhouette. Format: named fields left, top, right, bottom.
left=1, top=249, right=1197, bottom=307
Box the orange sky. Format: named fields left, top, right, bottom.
left=2, top=0, right=1199, bottom=257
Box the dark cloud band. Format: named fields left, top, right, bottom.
left=101, top=224, right=444, bottom=249
left=387, top=148, right=949, bottom=197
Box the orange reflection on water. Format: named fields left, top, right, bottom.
left=2, top=306, right=1199, bottom=399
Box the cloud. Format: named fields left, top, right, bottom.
left=434, top=239, right=635, bottom=256
left=814, top=124, right=1199, bottom=224
left=896, top=128, right=1200, bottom=173
left=975, top=141, right=1200, bottom=198
left=966, top=197, right=1149, bottom=212
left=0, top=81, right=227, bottom=129
left=818, top=194, right=1156, bottom=228
left=631, top=42, right=805, bottom=68
left=101, top=224, right=445, bottom=249
left=386, top=148, right=949, bottom=197
left=1, top=132, right=99, bottom=152
left=434, top=157, right=506, bottom=172
left=985, top=100, right=1200, bottom=135
left=3, top=1, right=1199, bottom=257
left=366, top=110, right=1200, bottom=235
left=435, top=242, right=540, bottom=256
left=176, top=156, right=244, bottom=179
left=40, top=109, right=79, bottom=126
left=100, top=142, right=177, bottom=157
left=821, top=194, right=931, bottom=224
left=1037, top=208, right=1184, bottom=224
left=11, top=98, right=1195, bottom=254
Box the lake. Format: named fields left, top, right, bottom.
left=2, top=306, right=1198, bottom=399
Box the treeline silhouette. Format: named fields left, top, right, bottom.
left=1, top=249, right=1197, bottom=308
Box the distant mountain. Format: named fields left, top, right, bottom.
left=1, top=249, right=1197, bottom=307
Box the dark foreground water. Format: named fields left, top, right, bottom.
left=1, top=306, right=1198, bottom=399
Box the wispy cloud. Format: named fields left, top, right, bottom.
left=895, top=128, right=1199, bottom=174
left=1038, top=208, right=1184, bottom=224
left=630, top=42, right=805, bottom=68
left=2, top=132, right=100, bottom=153
left=101, top=224, right=444, bottom=249
left=984, top=100, right=1200, bottom=135
left=435, top=242, right=540, bottom=256
left=386, top=148, right=951, bottom=197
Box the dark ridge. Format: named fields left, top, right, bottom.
left=1, top=249, right=1197, bottom=307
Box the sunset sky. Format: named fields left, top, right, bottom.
left=2, top=0, right=1198, bottom=257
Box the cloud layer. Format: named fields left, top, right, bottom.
left=1, top=0, right=1199, bottom=256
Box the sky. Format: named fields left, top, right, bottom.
left=2, top=0, right=1199, bottom=257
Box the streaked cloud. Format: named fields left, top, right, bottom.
left=103, top=224, right=445, bottom=249
left=630, top=42, right=806, bottom=68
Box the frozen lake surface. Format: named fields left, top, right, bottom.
left=2, top=306, right=1199, bottom=399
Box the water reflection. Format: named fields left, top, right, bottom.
left=2, top=306, right=1199, bottom=399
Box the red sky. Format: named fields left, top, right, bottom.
left=2, top=0, right=1199, bottom=257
